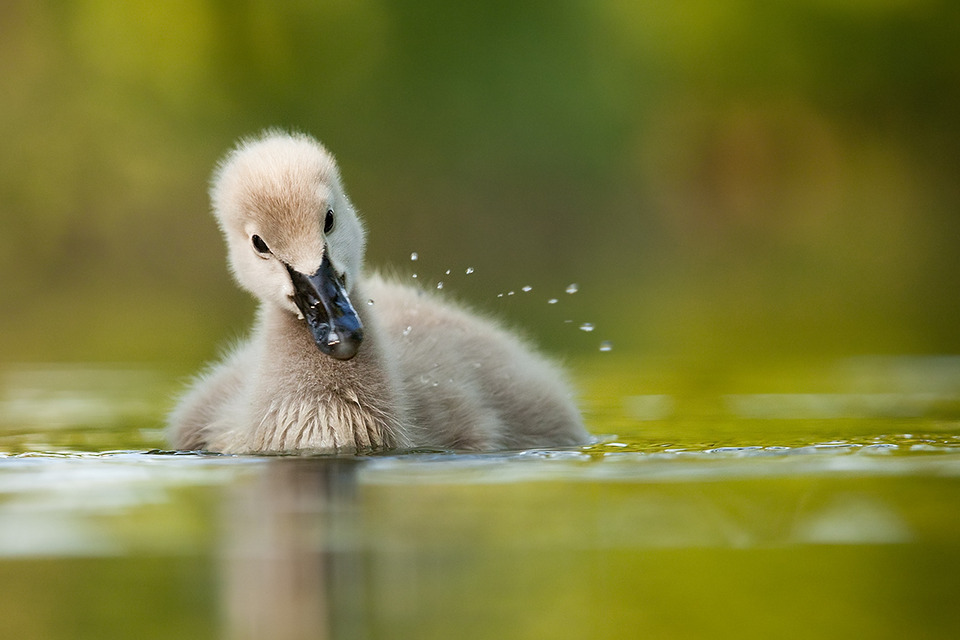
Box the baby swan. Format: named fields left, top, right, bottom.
left=168, top=130, right=590, bottom=454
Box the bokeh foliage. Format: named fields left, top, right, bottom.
left=2, top=0, right=959, bottom=373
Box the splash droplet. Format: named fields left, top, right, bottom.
left=497, top=293, right=504, bottom=298
left=465, top=267, right=475, bottom=274
left=402, top=326, right=413, bottom=336
left=521, top=285, right=532, bottom=293
left=547, top=298, right=558, bottom=305
left=367, top=299, right=375, bottom=306
left=410, top=252, right=419, bottom=261
left=579, top=323, right=594, bottom=332
left=445, top=269, right=451, bottom=275
left=412, top=273, right=418, bottom=279
left=437, top=282, right=444, bottom=289
left=566, top=283, right=579, bottom=294
left=507, top=291, right=515, bottom=296
left=599, top=340, right=613, bottom=352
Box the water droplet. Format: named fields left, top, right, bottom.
left=507, top=291, right=515, bottom=296
left=437, top=282, right=444, bottom=289
left=432, top=381, right=439, bottom=387
left=367, top=299, right=375, bottom=305
left=465, top=267, right=475, bottom=274
left=473, top=362, right=482, bottom=368
left=410, top=252, right=418, bottom=261
left=402, top=326, right=412, bottom=336
left=566, top=283, right=579, bottom=294
left=497, top=293, right=504, bottom=298
left=599, top=340, right=613, bottom=352
left=419, top=374, right=430, bottom=384
left=547, top=298, right=558, bottom=305
left=521, top=285, right=532, bottom=293
left=579, top=323, right=594, bottom=332
left=412, top=273, right=418, bottom=279
left=445, top=269, right=451, bottom=275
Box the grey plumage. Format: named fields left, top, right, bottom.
left=168, top=130, right=590, bottom=454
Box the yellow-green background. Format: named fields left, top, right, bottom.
left=3, top=6, right=960, bottom=639
left=3, top=0, right=958, bottom=378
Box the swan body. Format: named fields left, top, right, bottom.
left=168, top=130, right=590, bottom=454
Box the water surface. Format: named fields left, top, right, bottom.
left=1, top=361, right=959, bottom=639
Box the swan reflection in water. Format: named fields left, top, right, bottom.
left=222, top=457, right=365, bottom=640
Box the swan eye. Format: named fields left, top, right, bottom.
left=251, top=234, right=271, bottom=255
left=324, top=209, right=335, bottom=234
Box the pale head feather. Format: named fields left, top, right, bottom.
left=209, top=130, right=367, bottom=312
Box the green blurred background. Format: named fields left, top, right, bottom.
left=2, top=0, right=959, bottom=381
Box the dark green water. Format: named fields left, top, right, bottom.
left=1, top=362, right=959, bottom=639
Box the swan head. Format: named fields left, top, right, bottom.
left=210, top=130, right=366, bottom=360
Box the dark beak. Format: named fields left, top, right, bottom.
left=287, top=254, right=363, bottom=360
